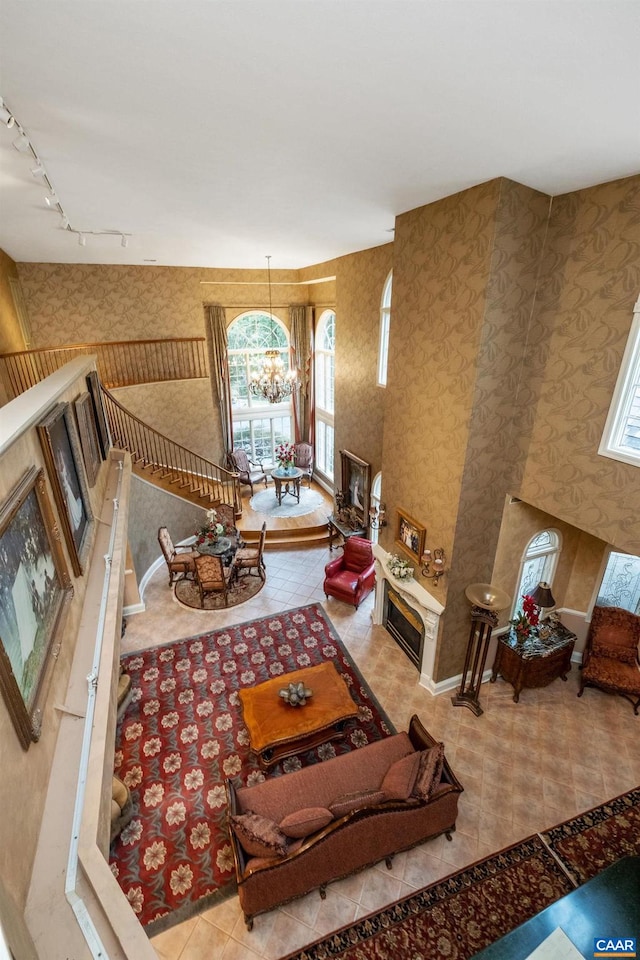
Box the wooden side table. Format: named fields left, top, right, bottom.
left=490, top=621, right=576, bottom=702
left=327, top=514, right=365, bottom=550
left=272, top=467, right=303, bottom=505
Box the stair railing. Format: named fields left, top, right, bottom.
left=0, top=337, right=208, bottom=398
left=101, top=387, right=241, bottom=516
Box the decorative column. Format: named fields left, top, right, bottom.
left=451, top=582, right=511, bottom=716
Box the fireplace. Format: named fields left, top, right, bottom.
left=384, top=582, right=425, bottom=668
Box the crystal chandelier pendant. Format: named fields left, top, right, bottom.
left=248, top=257, right=297, bottom=404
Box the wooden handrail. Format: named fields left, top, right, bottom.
left=101, top=386, right=241, bottom=516
left=0, top=337, right=208, bottom=396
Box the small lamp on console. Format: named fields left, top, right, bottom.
left=530, top=581, right=556, bottom=620
left=421, top=547, right=446, bottom=585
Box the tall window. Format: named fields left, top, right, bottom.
left=228, top=311, right=292, bottom=463
left=512, top=530, right=561, bottom=618
left=377, top=271, right=392, bottom=387
left=599, top=293, right=640, bottom=466
left=596, top=550, right=640, bottom=612
left=370, top=472, right=382, bottom=544
left=315, top=310, right=335, bottom=479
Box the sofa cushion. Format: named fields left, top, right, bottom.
left=231, top=812, right=288, bottom=858
left=592, top=637, right=637, bottom=665
left=329, top=789, right=386, bottom=817
left=235, top=732, right=414, bottom=823
left=279, top=807, right=333, bottom=838
left=381, top=750, right=421, bottom=800
left=412, top=742, right=445, bottom=799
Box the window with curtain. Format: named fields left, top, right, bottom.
left=228, top=311, right=293, bottom=462
left=370, top=471, right=382, bottom=544
left=599, top=293, right=640, bottom=466
left=315, top=309, right=335, bottom=480
left=377, top=271, right=392, bottom=387
left=512, top=530, right=561, bottom=618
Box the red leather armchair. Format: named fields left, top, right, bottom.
left=323, top=536, right=376, bottom=609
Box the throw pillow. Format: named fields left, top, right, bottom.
left=381, top=751, right=421, bottom=801
left=412, top=742, right=445, bottom=800
left=279, top=806, right=333, bottom=838
left=328, top=789, right=386, bottom=817
left=230, top=812, right=288, bottom=858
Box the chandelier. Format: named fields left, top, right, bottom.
left=249, top=256, right=297, bottom=404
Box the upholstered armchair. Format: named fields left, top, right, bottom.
left=158, top=526, right=199, bottom=585
left=293, top=441, right=313, bottom=486
left=228, top=449, right=269, bottom=495
left=323, top=536, right=376, bottom=609
left=578, top=605, right=640, bottom=714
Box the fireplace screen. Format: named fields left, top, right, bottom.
left=384, top=583, right=424, bottom=668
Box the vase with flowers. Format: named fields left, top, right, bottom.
left=388, top=554, right=414, bottom=581
left=275, top=441, right=297, bottom=475
left=194, top=508, right=226, bottom=548
left=510, top=593, right=539, bottom=641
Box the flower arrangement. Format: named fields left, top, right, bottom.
left=388, top=554, right=414, bottom=581
left=510, top=594, right=540, bottom=640
left=275, top=442, right=296, bottom=470
left=194, top=508, right=226, bottom=547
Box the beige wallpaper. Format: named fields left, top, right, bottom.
left=112, top=379, right=223, bottom=464
left=518, top=175, right=640, bottom=556
left=333, top=244, right=393, bottom=483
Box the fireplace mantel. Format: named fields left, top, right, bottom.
left=373, top=544, right=444, bottom=692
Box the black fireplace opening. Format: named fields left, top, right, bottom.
left=383, top=582, right=425, bottom=669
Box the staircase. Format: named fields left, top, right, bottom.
left=101, top=388, right=241, bottom=515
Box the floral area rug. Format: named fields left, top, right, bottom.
left=282, top=836, right=574, bottom=960
left=110, top=603, right=393, bottom=935
left=174, top=572, right=264, bottom=610
left=540, top=786, right=640, bottom=884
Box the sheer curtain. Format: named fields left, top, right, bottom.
left=205, top=304, right=233, bottom=456
left=289, top=304, right=314, bottom=443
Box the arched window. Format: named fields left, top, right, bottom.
left=228, top=311, right=293, bottom=462
left=370, top=471, right=382, bottom=544
left=377, top=271, right=392, bottom=387
left=315, top=310, right=335, bottom=479
left=512, top=529, right=561, bottom=618
left=599, top=292, right=640, bottom=466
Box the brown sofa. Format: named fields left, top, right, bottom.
left=225, top=715, right=463, bottom=929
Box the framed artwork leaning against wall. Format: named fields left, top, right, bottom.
left=0, top=467, right=73, bottom=749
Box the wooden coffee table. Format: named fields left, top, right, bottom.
left=238, top=662, right=360, bottom=769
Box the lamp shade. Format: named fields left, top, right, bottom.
left=530, top=581, right=556, bottom=609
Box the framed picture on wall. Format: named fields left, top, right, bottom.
left=74, top=392, right=101, bottom=487
left=0, top=467, right=73, bottom=749
left=86, top=370, right=110, bottom=460
left=38, top=403, right=94, bottom=577
left=340, top=450, right=371, bottom=525
left=396, top=508, right=426, bottom=563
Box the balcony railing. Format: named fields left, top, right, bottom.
left=0, top=337, right=208, bottom=398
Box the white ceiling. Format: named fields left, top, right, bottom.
left=1, top=1, right=639, bottom=270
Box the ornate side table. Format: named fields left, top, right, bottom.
left=272, top=467, right=303, bottom=505
left=490, top=621, right=576, bottom=702
left=327, top=514, right=365, bottom=550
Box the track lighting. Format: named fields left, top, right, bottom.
left=44, top=192, right=59, bottom=208
left=121, top=235, right=129, bottom=248
left=31, top=162, right=46, bottom=178
left=60, top=214, right=69, bottom=229
left=78, top=233, right=86, bottom=246
left=12, top=132, right=30, bottom=152
left=0, top=98, right=14, bottom=128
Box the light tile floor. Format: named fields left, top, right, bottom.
left=122, top=545, right=640, bottom=960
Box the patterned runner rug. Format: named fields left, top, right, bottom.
left=110, top=603, right=393, bottom=934
left=540, top=786, right=640, bottom=884
left=282, top=836, right=575, bottom=960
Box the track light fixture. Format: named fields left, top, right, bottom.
left=1, top=93, right=132, bottom=249
left=0, top=98, right=15, bottom=128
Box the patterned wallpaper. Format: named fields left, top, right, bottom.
left=334, top=244, right=393, bottom=483
left=128, top=475, right=205, bottom=585
left=112, top=380, right=223, bottom=464
left=0, top=249, right=25, bottom=355
left=518, top=176, right=640, bottom=556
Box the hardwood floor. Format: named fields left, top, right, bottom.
left=235, top=480, right=334, bottom=546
